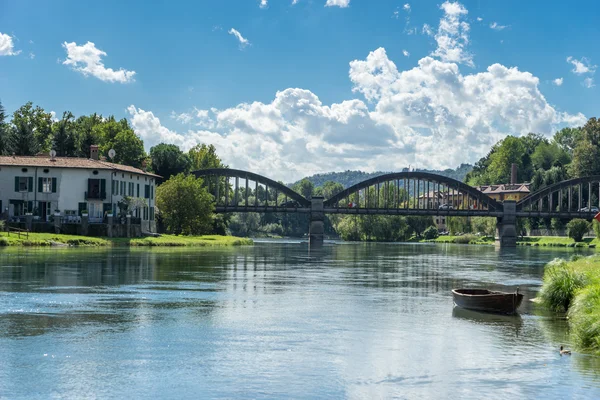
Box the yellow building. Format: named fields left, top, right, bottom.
left=476, top=183, right=531, bottom=202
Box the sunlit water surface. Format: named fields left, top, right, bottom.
left=1, top=241, right=600, bottom=399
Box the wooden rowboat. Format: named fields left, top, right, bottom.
left=452, top=288, right=523, bottom=314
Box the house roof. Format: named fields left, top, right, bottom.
left=0, top=155, right=161, bottom=178
left=478, top=183, right=530, bottom=194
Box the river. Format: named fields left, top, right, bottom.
left=0, top=241, right=599, bottom=399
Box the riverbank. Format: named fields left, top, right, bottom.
left=422, top=235, right=600, bottom=248
left=0, top=232, right=253, bottom=247
left=538, top=255, right=600, bottom=355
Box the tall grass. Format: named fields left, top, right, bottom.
left=539, top=258, right=587, bottom=312
left=568, top=285, right=600, bottom=352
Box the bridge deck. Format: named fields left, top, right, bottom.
left=215, top=206, right=503, bottom=217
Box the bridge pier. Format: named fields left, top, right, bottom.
left=309, top=196, right=325, bottom=247
left=496, top=200, right=517, bottom=248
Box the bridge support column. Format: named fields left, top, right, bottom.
left=309, top=196, right=325, bottom=247
left=496, top=200, right=517, bottom=248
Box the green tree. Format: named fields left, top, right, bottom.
left=406, top=216, right=433, bottom=238
left=554, top=127, right=584, bottom=154
left=188, top=143, right=226, bottom=170
left=149, top=143, right=191, bottom=183
left=423, top=225, right=439, bottom=240
left=447, top=216, right=472, bottom=235
left=293, top=178, right=314, bottom=200
left=0, top=100, right=9, bottom=155
left=52, top=111, right=77, bottom=156
left=566, top=219, right=590, bottom=242
left=74, top=113, right=103, bottom=157
left=593, top=220, right=600, bottom=239
left=10, top=102, right=53, bottom=155
left=570, top=140, right=600, bottom=178
left=156, top=174, right=214, bottom=235
left=314, top=181, right=344, bottom=200
left=228, top=212, right=260, bottom=236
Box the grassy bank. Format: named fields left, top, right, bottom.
left=423, top=235, right=495, bottom=245
left=518, top=236, right=599, bottom=248
left=111, top=234, right=253, bottom=247
left=0, top=232, right=252, bottom=247
left=539, top=255, right=600, bottom=354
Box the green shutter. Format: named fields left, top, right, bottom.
left=137, top=184, right=140, bottom=197
left=103, top=203, right=112, bottom=213
left=100, top=179, right=106, bottom=197
left=15, top=177, right=19, bottom=192
left=27, top=201, right=33, bottom=213
left=28, top=177, right=33, bottom=192
left=52, top=178, right=57, bottom=193
left=78, top=202, right=87, bottom=216
left=38, top=177, right=43, bottom=193
left=145, top=185, right=150, bottom=198
left=150, top=185, right=153, bottom=199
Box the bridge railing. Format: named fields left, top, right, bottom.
left=517, top=176, right=600, bottom=217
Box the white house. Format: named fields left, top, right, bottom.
left=0, top=146, right=160, bottom=233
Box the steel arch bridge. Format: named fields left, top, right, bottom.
left=193, top=168, right=600, bottom=246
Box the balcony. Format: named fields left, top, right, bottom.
left=85, top=191, right=107, bottom=200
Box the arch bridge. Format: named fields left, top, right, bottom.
left=193, top=169, right=600, bottom=247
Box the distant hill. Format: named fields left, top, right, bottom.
left=292, top=164, right=473, bottom=188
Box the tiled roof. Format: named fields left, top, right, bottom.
left=0, top=156, right=161, bottom=178
left=478, top=183, right=530, bottom=194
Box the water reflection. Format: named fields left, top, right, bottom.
left=0, top=243, right=599, bottom=399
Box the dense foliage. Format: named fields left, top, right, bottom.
left=566, top=219, right=591, bottom=242
left=156, top=174, right=214, bottom=235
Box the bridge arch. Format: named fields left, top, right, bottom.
left=324, top=171, right=503, bottom=212
left=516, top=176, right=600, bottom=214
left=193, top=168, right=311, bottom=208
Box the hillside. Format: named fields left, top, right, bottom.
left=292, top=164, right=473, bottom=188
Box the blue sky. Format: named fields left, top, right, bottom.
left=1, top=0, right=599, bottom=181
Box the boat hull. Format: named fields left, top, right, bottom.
left=452, top=289, right=524, bottom=314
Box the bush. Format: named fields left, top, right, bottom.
left=539, top=259, right=587, bottom=312
left=423, top=226, right=439, bottom=240
left=568, top=285, right=600, bottom=353
left=453, top=234, right=478, bottom=244
left=567, top=219, right=591, bottom=242
left=594, top=220, right=600, bottom=239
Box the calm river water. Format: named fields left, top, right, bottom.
left=1, top=241, right=600, bottom=399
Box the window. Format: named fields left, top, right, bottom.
left=21, top=168, right=28, bottom=173
left=137, top=184, right=140, bottom=197
left=150, top=207, right=155, bottom=221
left=43, top=169, right=49, bottom=173
left=15, top=176, right=32, bottom=192
left=144, top=184, right=150, bottom=199
left=19, top=177, right=28, bottom=191
left=39, top=177, right=56, bottom=193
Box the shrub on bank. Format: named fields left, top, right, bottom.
left=423, top=226, right=439, bottom=240
left=567, top=219, right=591, bottom=242
left=453, top=234, right=478, bottom=244
left=539, top=258, right=587, bottom=312
left=568, top=285, right=600, bottom=352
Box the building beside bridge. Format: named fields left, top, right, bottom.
left=0, top=146, right=159, bottom=234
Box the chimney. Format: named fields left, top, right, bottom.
left=511, top=163, right=517, bottom=184
left=90, top=145, right=99, bottom=160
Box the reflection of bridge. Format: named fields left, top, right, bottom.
left=194, top=169, right=600, bottom=247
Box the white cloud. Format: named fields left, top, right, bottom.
left=566, top=56, right=596, bottom=75
left=129, top=1, right=584, bottom=182
left=0, top=32, right=21, bottom=56
left=228, top=28, right=250, bottom=49
left=403, top=3, right=411, bottom=12
left=259, top=0, right=268, bottom=8
left=402, top=50, right=410, bottom=57
left=431, top=1, right=473, bottom=67
left=422, top=24, right=434, bottom=36
left=476, top=17, right=483, bottom=21
left=62, top=41, right=136, bottom=83
left=583, top=77, right=595, bottom=88
left=325, top=0, right=350, bottom=8
left=393, top=10, right=399, bottom=19
left=171, top=111, right=194, bottom=124
left=489, top=22, right=508, bottom=30
left=553, top=78, right=563, bottom=86
left=292, top=0, right=300, bottom=4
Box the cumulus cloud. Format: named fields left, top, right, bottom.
left=431, top=1, right=473, bottom=67
left=567, top=56, right=596, bottom=75
left=553, top=78, right=563, bottom=86
left=422, top=24, right=434, bottom=36
left=403, top=3, right=411, bottom=12
left=325, top=0, right=350, bottom=8
left=259, top=0, right=268, bottom=8
left=402, top=50, right=410, bottom=57
left=228, top=28, right=250, bottom=48
left=0, top=32, right=21, bottom=56
left=583, top=77, right=595, bottom=88
left=62, top=41, right=135, bottom=83
left=129, top=1, right=585, bottom=182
